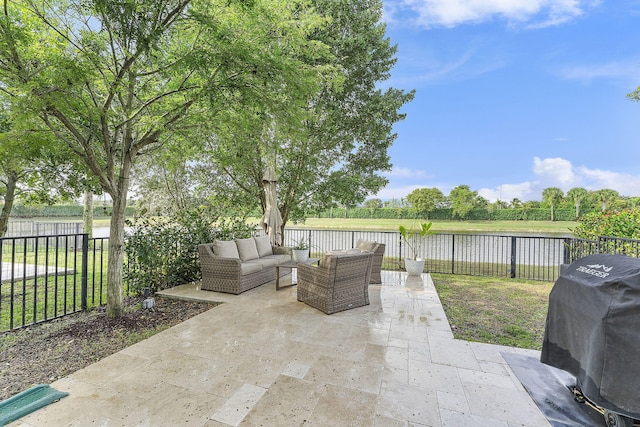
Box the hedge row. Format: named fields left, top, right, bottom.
left=313, top=207, right=593, bottom=221
left=9, top=204, right=135, bottom=218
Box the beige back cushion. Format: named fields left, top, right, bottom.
left=235, top=238, right=260, bottom=261
left=254, top=236, right=273, bottom=257
left=355, top=239, right=377, bottom=252
left=214, top=240, right=240, bottom=259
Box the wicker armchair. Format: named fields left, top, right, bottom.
left=353, top=240, right=385, bottom=284
left=368, top=243, right=385, bottom=284
left=296, top=251, right=373, bottom=314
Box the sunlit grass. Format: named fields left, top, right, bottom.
left=432, top=274, right=553, bottom=350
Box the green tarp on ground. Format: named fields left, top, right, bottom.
left=0, top=384, right=68, bottom=426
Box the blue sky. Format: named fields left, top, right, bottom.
left=376, top=0, right=640, bottom=202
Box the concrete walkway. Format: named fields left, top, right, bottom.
left=12, top=271, right=550, bottom=426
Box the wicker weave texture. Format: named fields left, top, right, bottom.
left=198, top=243, right=286, bottom=295
left=297, top=252, right=372, bottom=314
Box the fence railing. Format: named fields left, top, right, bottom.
left=5, top=221, right=82, bottom=238
left=285, top=230, right=640, bottom=282
left=1, top=234, right=108, bottom=332
left=3, top=229, right=637, bottom=332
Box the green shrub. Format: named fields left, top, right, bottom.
left=573, top=209, right=640, bottom=240
left=123, top=208, right=255, bottom=294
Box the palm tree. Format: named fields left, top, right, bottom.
left=592, top=189, right=619, bottom=211
left=542, top=187, right=564, bottom=221
left=566, top=187, right=588, bottom=220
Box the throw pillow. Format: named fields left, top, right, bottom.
left=236, top=237, right=260, bottom=261
left=215, top=240, right=240, bottom=259
left=254, top=236, right=273, bottom=258
left=355, top=239, right=377, bottom=252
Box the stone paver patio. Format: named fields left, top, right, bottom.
left=11, top=271, right=551, bottom=426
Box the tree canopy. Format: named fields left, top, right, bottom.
left=196, top=0, right=414, bottom=233
left=0, top=0, right=332, bottom=316
left=406, top=187, right=445, bottom=219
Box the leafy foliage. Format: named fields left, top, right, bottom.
left=201, top=0, right=414, bottom=234
left=572, top=209, right=640, bottom=240
left=124, top=208, right=255, bottom=294
left=0, top=0, right=330, bottom=316
left=399, top=221, right=434, bottom=260
left=406, top=187, right=445, bottom=219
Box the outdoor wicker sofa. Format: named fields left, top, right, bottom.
left=296, top=251, right=373, bottom=314
left=198, top=236, right=291, bottom=295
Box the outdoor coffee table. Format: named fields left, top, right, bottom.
left=276, top=258, right=320, bottom=290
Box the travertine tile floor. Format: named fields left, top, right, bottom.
left=12, top=271, right=551, bottom=427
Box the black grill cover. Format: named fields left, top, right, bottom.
left=541, top=254, right=640, bottom=419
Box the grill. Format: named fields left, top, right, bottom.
left=541, top=254, right=640, bottom=427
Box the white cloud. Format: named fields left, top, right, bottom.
left=479, top=157, right=640, bottom=202
left=532, top=156, right=579, bottom=188
left=577, top=167, right=640, bottom=196
left=385, top=0, right=599, bottom=29
left=478, top=182, right=536, bottom=203
left=385, top=167, right=428, bottom=178
left=556, top=59, right=640, bottom=84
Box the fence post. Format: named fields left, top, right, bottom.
left=81, top=233, right=89, bottom=310
left=563, top=238, right=571, bottom=264
left=451, top=235, right=456, bottom=274
left=398, top=234, right=403, bottom=269
left=510, top=236, right=517, bottom=278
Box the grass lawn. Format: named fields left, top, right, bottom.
left=431, top=273, right=553, bottom=350
left=287, top=218, right=576, bottom=235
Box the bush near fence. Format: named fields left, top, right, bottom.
left=8, top=204, right=135, bottom=218
left=312, top=207, right=590, bottom=221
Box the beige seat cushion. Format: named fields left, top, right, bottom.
left=239, top=261, right=263, bottom=275
left=355, top=239, right=377, bottom=252
left=255, top=258, right=279, bottom=269
left=254, top=236, right=273, bottom=258
left=214, top=240, right=240, bottom=259
left=262, top=254, right=291, bottom=264
left=236, top=238, right=259, bottom=261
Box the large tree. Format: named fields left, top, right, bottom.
left=542, top=187, right=564, bottom=221
left=0, top=105, right=83, bottom=236
left=201, top=0, right=414, bottom=234
left=406, top=187, right=445, bottom=219
left=566, top=187, right=588, bottom=220
left=592, top=189, right=619, bottom=212
left=0, top=0, right=327, bottom=316
left=449, top=185, right=477, bottom=220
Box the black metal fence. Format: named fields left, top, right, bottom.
left=1, top=234, right=109, bottom=332
left=285, top=229, right=639, bottom=282
left=3, top=229, right=638, bottom=332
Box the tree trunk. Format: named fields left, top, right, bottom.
left=0, top=172, right=18, bottom=237
left=575, top=201, right=580, bottom=220
left=83, top=187, right=93, bottom=238
left=106, top=165, right=131, bottom=318
left=550, top=204, right=555, bottom=222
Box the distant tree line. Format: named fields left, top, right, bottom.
left=325, top=186, right=640, bottom=221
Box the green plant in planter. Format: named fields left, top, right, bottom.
left=291, top=236, right=310, bottom=250
left=399, top=222, right=435, bottom=260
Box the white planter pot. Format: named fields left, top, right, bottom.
left=292, top=249, right=309, bottom=263
left=404, top=258, right=425, bottom=276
